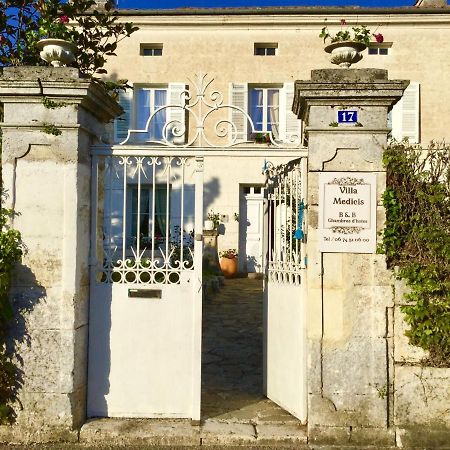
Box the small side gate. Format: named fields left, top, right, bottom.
left=87, top=150, right=203, bottom=419
left=263, top=157, right=308, bottom=422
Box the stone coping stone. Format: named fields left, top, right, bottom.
left=1, top=66, right=81, bottom=80
left=310, top=68, right=388, bottom=83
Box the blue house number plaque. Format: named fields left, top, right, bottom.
left=337, top=110, right=358, bottom=123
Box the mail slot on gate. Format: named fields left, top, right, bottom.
left=128, top=289, right=162, bottom=299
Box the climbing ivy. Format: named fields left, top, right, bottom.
left=381, top=141, right=450, bottom=367
left=0, top=187, right=23, bottom=422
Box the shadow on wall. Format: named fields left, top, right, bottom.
left=203, top=176, right=220, bottom=225
left=7, top=263, right=46, bottom=422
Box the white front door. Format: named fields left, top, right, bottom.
left=263, top=157, right=307, bottom=422
left=239, top=187, right=265, bottom=273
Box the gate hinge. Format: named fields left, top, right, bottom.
left=195, top=233, right=203, bottom=241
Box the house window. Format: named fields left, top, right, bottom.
left=249, top=87, right=280, bottom=135
left=135, top=87, right=168, bottom=141
left=129, top=185, right=169, bottom=247
left=140, top=44, right=163, bottom=56
left=368, top=44, right=391, bottom=55
left=230, top=82, right=301, bottom=143
left=115, top=83, right=186, bottom=144
left=254, top=43, right=278, bottom=56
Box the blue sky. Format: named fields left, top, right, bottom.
left=117, top=1, right=414, bottom=9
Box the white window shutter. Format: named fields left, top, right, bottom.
left=229, top=83, right=248, bottom=142
left=168, top=83, right=187, bottom=144
left=281, top=82, right=302, bottom=144
left=391, top=82, right=420, bottom=143
left=114, top=84, right=133, bottom=143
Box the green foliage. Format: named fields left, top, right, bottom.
left=42, top=122, right=62, bottom=135
left=320, top=23, right=374, bottom=46
left=42, top=96, right=67, bottom=109
left=0, top=188, right=23, bottom=423
left=207, top=210, right=222, bottom=230
left=381, top=140, right=450, bottom=366
left=0, top=1, right=138, bottom=80
left=219, top=249, right=238, bottom=259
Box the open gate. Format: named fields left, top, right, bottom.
left=263, top=157, right=308, bottom=422
left=87, top=150, right=203, bottom=419
left=87, top=74, right=307, bottom=421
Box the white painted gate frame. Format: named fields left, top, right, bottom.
left=263, top=156, right=308, bottom=423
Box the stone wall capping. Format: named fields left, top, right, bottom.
left=293, top=69, right=410, bottom=122
left=0, top=67, right=122, bottom=124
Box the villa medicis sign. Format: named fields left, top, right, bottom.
left=319, top=172, right=377, bottom=253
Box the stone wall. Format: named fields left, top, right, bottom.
left=0, top=67, right=120, bottom=442
left=392, top=279, right=450, bottom=448
left=294, top=68, right=450, bottom=448
left=295, top=69, right=403, bottom=446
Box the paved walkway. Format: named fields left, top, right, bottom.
left=202, top=277, right=301, bottom=425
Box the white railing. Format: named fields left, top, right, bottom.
left=90, top=152, right=203, bottom=285
left=118, top=73, right=301, bottom=149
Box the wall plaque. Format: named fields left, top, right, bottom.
left=319, top=172, right=377, bottom=253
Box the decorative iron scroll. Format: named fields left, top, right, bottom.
left=92, top=154, right=196, bottom=285
left=264, top=157, right=307, bottom=285
left=120, top=73, right=301, bottom=148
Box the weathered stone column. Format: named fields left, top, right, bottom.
left=293, top=69, right=408, bottom=446
left=0, top=67, right=121, bottom=442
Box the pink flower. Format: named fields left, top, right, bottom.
left=340, top=19, right=347, bottom=25
left=374, top=33, right=384, bottom=43
left=59, top=15, right=69, bottom=24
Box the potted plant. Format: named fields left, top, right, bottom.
left=36, top=13, right=76, bottom=67
left=251, top=132, right=272, bottom=145
left=219, top=248, right=238, bottom=278
left=319, top=20, right=384, bottom=68
left=1, top=1, right=138, bottom=81
left=204, top=210, right=221, bottom=232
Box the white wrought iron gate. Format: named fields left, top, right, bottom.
left=87, top=150, right=203, bottom=419
left=263, top=157, right=307, bottom=422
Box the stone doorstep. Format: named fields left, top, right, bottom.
left=80, top=418, right=307, bottom=446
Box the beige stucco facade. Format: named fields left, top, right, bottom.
left=107, top=9, right=450, bottom=143
left=103, top=7, right=450, bottom=256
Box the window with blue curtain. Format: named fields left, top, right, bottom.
left=136, top=88, right=168, bottom=142
left=249, top=87, right=280, bottom=137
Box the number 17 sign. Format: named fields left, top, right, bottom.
left=337, top=109, right=358, bottom=124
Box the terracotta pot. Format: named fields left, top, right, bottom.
left=219, top=256, right=238, bottom=278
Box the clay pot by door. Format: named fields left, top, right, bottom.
left=219, top=257, right=238, bottom=278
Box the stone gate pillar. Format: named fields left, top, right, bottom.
left=0, top=67, right=121, bottom=441
left=293, top=69, right=408, bottom=445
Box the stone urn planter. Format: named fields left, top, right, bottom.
left=36, top=39, right=77, bottom=67
left=204, top=220, right=215, bottom=231
left=219, top=256, right=238, bottom=279
left=324, top=41, right=367, bottom=68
